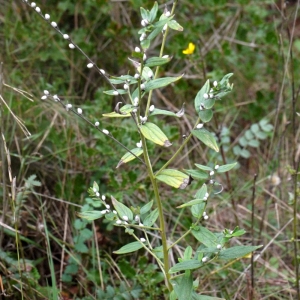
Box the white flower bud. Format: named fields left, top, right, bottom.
left=213, top=81, right=218, bottom=87
left=204, top=215, right=209, bottom=220
left=134, top=73, right=140, bottom=79
left=209, top=179, right=214, bottom=184
left=210, top=171, right=214, bottom=176
left=51, top=21, right=57, bottom=27
left=135, top=215, right=140, bottom=222
left=77, top=108, right=82, bottom=114
left=106, top=204, right=110, bottom=209
left=139, top=222, right=144, bottom=227
left=230, top=230, right=233, bottom=234
left=123, top=221, right=128, bottom=225
left=205, top=192, right=209, bottom=197
left=35, top=7, right=41, bottom=13
left=162, top=55, right=169, bottom=58
left=209, top=93, right=214, bottom=98
left=140, top=83, right=145, bottom=90
left=30, top=2, right=36, bottom=7
left=163, top=24, right=168, bottom=31
left=149, top=105, right=155, bottom=112
left=44, top=90, right=49, bottom=95
left=203, top=196, right=207, bottom=201
left=96, top=192, right=100, bottom=197
left=196, top=123, right=203, bottom=129
left=140, top=238, right=146, bottom=242
left=203, top=211, right=207, bottom=216
left=116, top=220, right=122, bottom=225
left=147, top=70, right=153, bottom=79
left=45, top=14, right=50, bottom=20
left=165, top=11, right=171, bottom=17
left=102, top=195, right=106, bottom=201
left=113, top=91, right=119, bottom=95
left=132, top=108, right=137, bottom=113
left=63, top=34, right=69, bottom=39
left=135, top=46, right=141, bottom=53
left=101, top=210, right=107, bottom=214
left=100, top=69, right=105, bottom=74
left=140, top=33, right=146, bottom=41
left=136, top=141, right=142, bottom=148
left=41, top=95, right=47, bottom=100
left=141, top=19, right=148, bottom=27
left=133, top=97, right=139, bottom=106
left=87, top=63, right=93, bottom=68
left=215, top=165, right=219, bottom=170
left=143, top=53, right=147, bottom=61
left=95, top=121, right=99, bottom=127
left=113, top=210, right=117, bottom=214
left=102, top=129, right=109, bottom=135
left=69, top=43, right=75, bottom=49
left=93, top=188, right=97, bottom=193
left=122, top=216, right=129, bottom=221
left=203, top=93, right=209, bottom=99
left=53, top=95, right=59, bottom=101
left=202, top=256, right=208, bottom=262
left=217, top=244, right=222, bottom=249
left=123, top=83, right=129, bottom=90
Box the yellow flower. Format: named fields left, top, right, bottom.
left=182, top=42, right=195, bottom=55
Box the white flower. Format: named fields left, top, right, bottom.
left=122, top=216, right=129, bottom=221
left=100, top=69, right=105, bottom=74
left=45, top=14, right=50, bottom=20
left=209, top=93, right=214, bottom=98
left=136, top=140, right=142, bottom=148
left=140, top=83, right=145, bottom=90
left=203, top=93, right=209, bottom=99
left=215, top=165, right=219, bottom=170
left=230, top=230, right=233, bottom=234
left=141, top=19, right=148, bottom=27
left=202, top=256, right=208, bottom=262
left=87, top=63, right=93, bottom=68
left=93, top=188, right=97, bottom=193
left=203, top=212, right=207, bottom=216
left=133, top=97, right=139, bottom=106
left=134, top=73, right=140, bottom=79
left=203, top=196, right=207, bottom=201
left=213, top=81, right=218, bottom=87
left=210, top=171, right=214, bottom=176
left=113, top=91, right=119, bottom=95
left=162, top=55, right=169, bottom=58
left=102, top=129, right=109, bottom=135
left=217, top=244, right=222, bottom=249
left=51, top=21, right=57, bottom=27
left=106, top=204, right=110, bottom=209
left=165, top=11, right=171, bottom=17
left=43, top=90, right=49, bottom=95
left=116, top=220, right=122, bottom=225
left=140, top=238, right=146, bottom=242
left=77, top=108, right=82, bottom=114
left=53, top=95, right=59, bottom=101
left=101, top=210, right=107, bottom=214
left=30, top=2, right=36, bottom=7
left=205, top=192, right=209, bottom=198
left=123, top=84, right=129, bottom=90
left=41, top=95, right=47, bottom=100
left=69, top=43, right=75, bottom=49
left=63, top=34, right=69, bottom=39
left=196, top=123, right=203, bottom=129
left=204, top=215, right=209, bottom=220
left=132, top=108, right=137, bottom=113
left=143, top=53, right=147, bottom=61
left=140, top=116, right=147, bottom=123
left=149, top=105, right=155, bottom=112
left=113, top=210, right=117, bottom=214
left=139, top=222, right=144, bottom=227
left=96, top=192, right=100, bottom=197
left=95, top=121, right=99, bottom=127
left=163, top=24, right=168, bottom=31
left=147, top=70, right=153, bottom=78
left=35, top=7, right=41, bottom=13
left=140, top=33, right=146, bottom=41
left=135, top=215, right=140, bottom=222
left=135, top=46, right=141, bottom=53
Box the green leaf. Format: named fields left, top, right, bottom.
left=184, top=169, right=208, bottom=180
left=218, top=245, right=262, bottom=260
left=149, top=2, right=158, bottom=23
left=195, top=164, right=213, bottom=172
left=255, top=131, right=267, bottom=140
left=203, top=98, right=215, bottom=109
left=219, top=73, right=234, bottom=85
left=140, top=122, right=171, bottom=147
left=177, top=198, right=206, bottom=209
left=193, top=295, right=225, bottom=300
left=167, top=20, right=183, bottom=31
left=141, top=38, right=150, bottom=50
left=194, top=79, right=210, bottom=115
left=248, top=139, right=260, bottom=147
left=140, top=7, right=150, bottom=21
left=143, top=208, right=159, bottom=227
left=199, top=109, right=213, bottom=123
left=114, top=241, right=144, bottom=254
left=144, top=75, right=183, bottom=92
left=140, top=200, right=154, bottom=215
left=192, top=129, right=219, bottom=152
left=216, top=162, right=237, bottom=173
left=240, top=149, right=251, bottom=158
left=184, top=246, right=193, bottom=260
left=111, top=196, right=133, bottom=221
left=103, top=89, right=127, bottom=95
left=77, top=210, right=104, bottom=221
left=145, top=56, right=172, bottom=68
left=195, top=184, right=208, bottom=198
left=116, top=148, right=143, bottom=168
left=156, top=169, right=190, bottom=189
left=250, top=123, right=260, bottom=133
left=191, top=201, right=206, bottom=219
left=169, top=260, right=202, bottom=273
left=103, top=104, right=135, bottom=118
left=192, top=226, right=217, bottom=248
left=150, top=103, right=184, bottom=118
left=174, top=273, right=193, bottom=300
left=239, top=136, right=248, bottom=147
left=245, top=130, right=254, bottom=140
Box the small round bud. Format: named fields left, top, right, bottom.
left=147, top=70, right=153, bottom=78
left=215, top=165, right=219, bottom=170
left=163, top=24, right=168, bottom=31
left=122, top=216, right=129, bottom=221
left=44, top=90, right=49, bottom=95
left=93, top=188, right=97, bottom=193
left=63, top=34, right=69, bottom=39
left=132, top=108, right=137, bottom=113
left=136, top=140, right=142, bottom=148
left=141, top=19, right=148, bottom=27
left=116, top=220, right=122, bottom=224
left=101, top=210, right=107, bottom=214
left=100, top=69, right=105, bottom=74
left=213, top=81, right=218, bottom=87
left=205, top=192, right=209, bottom=197
left=203, top=211, right=207, bottom=216
left=135, top=47, right=141, bottom=53
left=102, top=195, right=106, bottom=201
left=230, top=230, right=233, bottom=234
left=217, top=244, right=222, bottom=249
left=102, top=129, right=109, bottom=135
left=51, top=21, right=57, bottom=27
left=204, top=215, right=209, bottom=220
left=139, top=222, right=144, bottom=227
left=30, top=2, right=36, bottom=7
left=96, top=192, right=100, bottom=197
left=149, top=105, right=155, bottom=112
left=77, top=108, right=82, bottom=114
left=140, top=83, right=145, bottom=90
left=210, top=171, right=214, bottom=176
left=113, top=210, right=117, bottom=214
left=140, top=238, right=146, bottom=243
left=53, top=95, right=59, bottom=101
left=133, top=97, right=139, bottom=106
left=35, top=7, right=41, bottom=13
left=123, top=83, right=129, bottom=90
left=113, top=91, right=119, bottom=95
left=203, top=93, right=209, bottom=99
left=143, top=53, right=147, bottom=61
left=196, top=123, right=203, bottom=129
left=134, top=73, right=140, bottom=79
left=87, top=63, right=93, bottom=68
left=162, top=55, right=169, bottom=58
left=44, top=14, right=50, bottom=20
left=106, top=204, right=110, bottom=209
left=69, top=43, right=75, bottom=49
left=140, top=33, right=146, bottom=41
left=209, top=93, right=214, bottom=98
left=95, top=121, right=100, bottom=127
left=203, top=196, right=207, bottom=201
left=165, top=11, right=171, bottom=17
left=202, top=256, right=208, bottom=263
left=41, top=95, right=47, bottom=100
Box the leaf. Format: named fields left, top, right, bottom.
left=169, top=260, right=202, bottom=273
left=116, top=148, right=143, bottom=168
left=250, top=123, right=260, bottom=133
left=184, top=246, right=193, bottom=260
left=193, top=295, right=225, bottom=300
left=144, top=75, right=183, bottom=92
left=184, top=169, right=208, bottom=180
left=255, top=131, right=267, bottom=140
left=149, top=2, right=158, bottom=23
left=219, top=73, right=234, bottom=85
left=195, top=184, right=208, bottom=198
left=174, top=273, right=193, bottom=300
left=240, top=149, right=251, bottom=158
left=194, top=79, right=210, bottom=115
left=216, top=162, right=237, bottom=173
left=140, top=122, right=171, bottom=147
left=103, top=89, right=127, bottom=95
left=192, top=129, right=219, bottom=152
left=218, top=245, right=262, bottom=260
left=143, top=208, right=159, bottom=227
left=111, top=196, right=133, bottom=221
left=248, top=139, right=260, bottom=147
left=167, top=20, right=183, bottom=31
left=145, top=56, right=172, bottom=68
left=77, top=210, right=104, bottom=221
left=92, top=182, right=99, bottom=192
left=150, top=103, right=185, bottom=118
left=114, top=241, right=144, bottom=254
left=177, top=198, right=206, bottom=209
left=192, top=226, right=218, bottom=248
left=156, top=169, right=190, bottom=189
left=103, top=104, right=135, bottom=118
left=195, top=164, right=213, bottom=172
left=140, top=7, right=150, bottom=21
left=191, top=201, right=206, bottom=219
left=199, top=109, right=213, bottom=123
left=140, top=200, right=154, bottom=215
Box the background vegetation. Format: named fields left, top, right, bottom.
left=0, top=0, right=299, bottom=299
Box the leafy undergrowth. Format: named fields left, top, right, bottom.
left=0, top=0, right=299, bottom=299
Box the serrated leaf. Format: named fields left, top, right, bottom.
left=111, top=196, right=133, bottom=221
left=199, top=109, right=213, bottom=123
left=195, top=80, right=210, bottom=115
left=140, top=200, right=154, bottom=215
left=145, top=56, right=172, bottom=68
left=192, top=226, right=217, bottom=248
left=156, top=169, right=190, bottom=189
left=167, top=20, right=183, bottom=31
left=114, top=241, right=144, bottom=254
left=169, top=260, right=202, bottom=273
left=184, top=169, right=208, bottom=180
left=144, top=75, right=183, bottom=92
left=143, top=208, right=159, bottom=227
left=218, top=245, right=262, bottom=260
left=103, top=89, right=127, bottom=95
left=177, top=198, right=206, bottom=208
left=140, top=122, right=171, bottom=147
left=192, top=129, right=219, bottom=152
left=216, top=162, right=237, bottom=173
left=116, top=148, right=143, bottom=168
left=77, top=211, right=104, bottom=221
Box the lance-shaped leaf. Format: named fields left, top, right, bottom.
left=103, top=89, right=127, bottom=95
left=195, top=164, right=213, bottom=171
left=144, top=75, right=183, bottom=92
left=192, top=226, right=218, bottom=248
left=143, top=208, right=159, bottom=227
left=77, top=210, right=104, bottom=221
left=167, top=20, right=183, bottom=31
left=140, top=200, right=154, bottom=215
left=192, top=128, right=219, bottom=152
left=177, top=198, right=206, bottom=209
left=140, top=122, right=171, bottom=147
left=191, top=201, right=206, bottom=219
left=184, top=169, right=208, bottom=180
left=216, top=162, right=237, bottom=173
left=199, top=109, right=213, bottom=123
left=150, top=103, right=185, bottom=118
left=103, top=104, right=134, bottom=118
left=218, top=245, right=262, bottom=260
left=194, top=79, right=210, bottom=115
left=156, top=169, right=190, bottom=189
left=149, top=2, right=158, bottom=23
left=114, top=241, right=144, bottom=254
left=169, top=260, right=203, bottom=273
left=111, top=196, right=133, bottom=221
left=174, top=273, right=193, bottom=300
left=116, top=148, right=143, bottom=168
left=145, top=56, right=172, bottom=68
